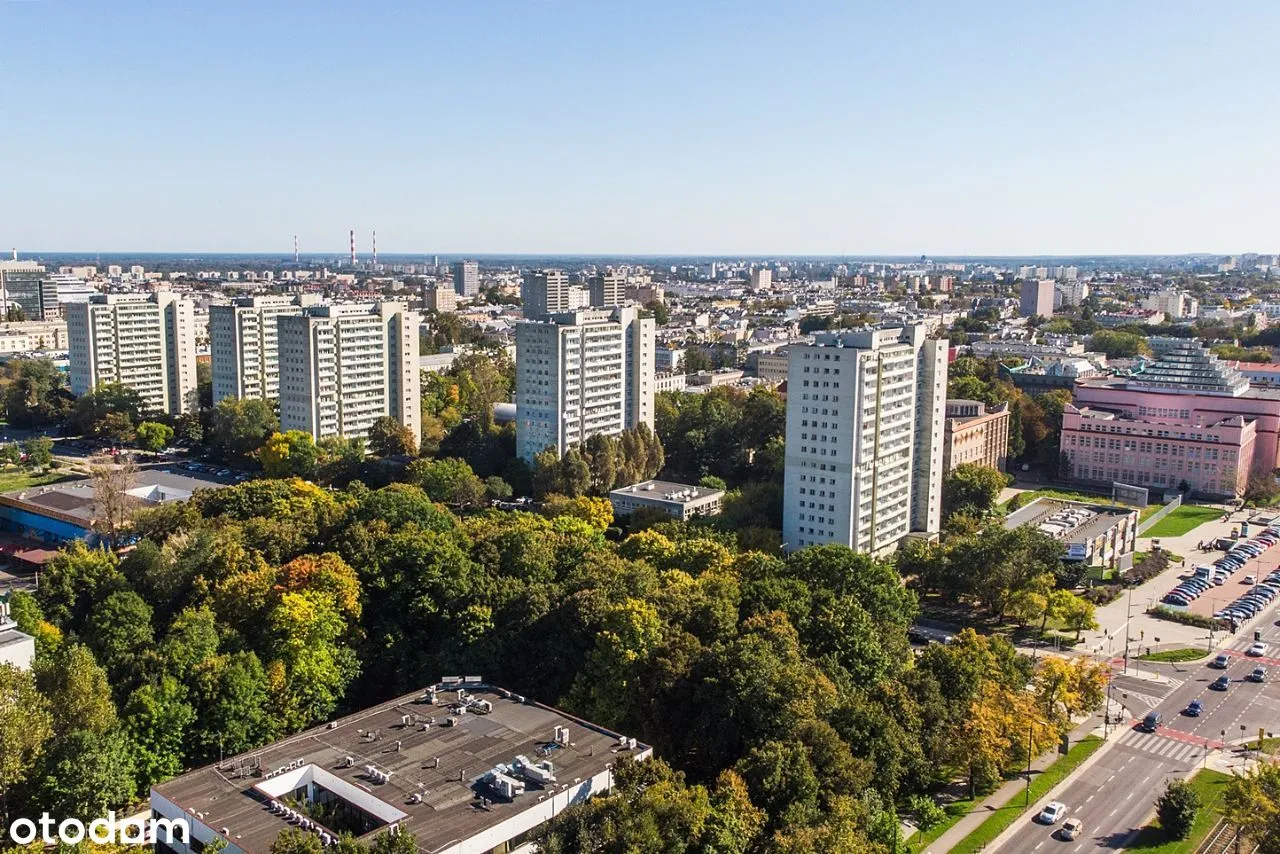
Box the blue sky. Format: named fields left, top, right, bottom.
left=3, top=1, right=1278, bottom=255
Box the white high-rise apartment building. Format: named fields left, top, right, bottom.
left=452, top=260, right=479, bottom=297
left=515, top=306, right=654, bottom=461
left=67, top=292, right=198, bottom=415
left=277, top=302, right=421, bottom=442
left=522, top=270, right=572, bottom=320
left=750, top=268, right=773, bottom=290
left=782, top=326, right=948, bottom=555
left=210, top=295, right=320, bottom=404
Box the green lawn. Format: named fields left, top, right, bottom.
left=1000, top=488, right=1117, bottom=513
left=0, top=468, right=76, bottom=493
left=1126, top=769, right=1234, bottom=853
left=949, top=736, right=1105, bottom=854
left=1144, top=505, right=1223, bottom=539
left=1139, top=648, right=1209, bottom=663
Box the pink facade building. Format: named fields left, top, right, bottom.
left=1061, top=405, right=1255, bottom=497
left=1062, top=344, right=1278, bottom=498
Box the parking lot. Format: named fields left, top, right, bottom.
left=1161, top=525, right=1280, bottom=624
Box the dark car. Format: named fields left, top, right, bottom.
left=1139, top=711, right=1162, bottom=732
left=1184, top=700, right=1204, bottom=717
left=1211, top=675, right=1230, bottom=691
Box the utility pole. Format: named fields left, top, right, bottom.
left=1025, top=724, right=1034, bottom=805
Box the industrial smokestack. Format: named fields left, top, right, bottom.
left=349, top=229, right=356, bottom=266
left=294, top=234, right=299, bottom=264
left=372, top=230, right=378, bottom=267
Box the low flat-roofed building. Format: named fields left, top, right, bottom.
left=609, top=479, right=724, bottom=520
left=754, top=350, right=790, bottom=384
left=943, top=399, right=1010, bottom=472
left=654, top=371, right=687, bottom=393
left=0, top=468, right=221, bottom=545
left=1005, top=496, right=1138, bottom=570
left=0, top=621, right=34, bottom=670
left=151, top=677, right=652, bottom=854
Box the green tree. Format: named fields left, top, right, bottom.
left=135, top=420, right=175, bottom=453
left=1222, top=760, right=1280, bottom=853
left=208, top=397, right=279, bottom=463
left=0, top=663, right=53, bottom=817
left=34, top=643, right=116, bottom=735
left=31, top=728, right=136, bottom=821
left=406, top=457, right=486, bottom=507
left=83, top=589, right=154, bottom=688
left=259, top=430, right=321, bottom=479
left=20, top=436, right=53, bottom=469
left=483, top=475, right=512, bottom=500
left=942, top=463, right=1008, bottom=520
left=270, top=828, right=324, bottom=854
left=38, top=541, right=124, bottom=629
left=159, top=606, right=220, bottom=679
left=367, top=416, right=417, bottom=457
left=1155, top=779, right=1200, bottom=840
left=1088, top=330, right=1151, bottom=358
left=69, top=383, right=145, bottom=436
left=124, top=675, right=197, bottom=788
left=189, top=651, right=277, bottom=759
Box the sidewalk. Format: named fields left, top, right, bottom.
left=925, top=710, right=1116, bottom=853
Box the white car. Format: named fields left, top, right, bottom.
left=1060, top=818, right=1083, bottom=840
left=1248, top=642, right=1267, bottom=657
left=1038, top=801, right=1068, bottom=824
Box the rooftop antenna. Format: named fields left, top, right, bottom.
left=294, top=235, right=299, bottom=265
left=350, top=229, right=356, bottom=267
left=372, top=230, right=378, bottom=267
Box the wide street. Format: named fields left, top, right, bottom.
left=994, top=595, right=1280, bottom=854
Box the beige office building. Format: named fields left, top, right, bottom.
left=942, top=399, right=1011, bottom=473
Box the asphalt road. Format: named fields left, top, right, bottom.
left=994, top=597, right=1280, bottom=853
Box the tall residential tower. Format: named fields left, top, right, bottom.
left=515, top=306, right=654, bottom=461
left=209, top=294, right=320, bottom=403
left=67, top=292, right=198, bottom=415
left=782, top=326, right=948, bottom=555
left=277, top=302, right=421, bottom=442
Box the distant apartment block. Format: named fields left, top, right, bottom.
left=452, top=260, right=479, bottom=297
left=67, top=292, right=198, bottom=415
left=782, top=325, right=948, bottom=555
left=654, top=347, right=684, bottom=373
left=588, top=272, right=625, bottom=308
left=0, top=319, right=67, bottom=353
left=1054, top=279, right=1090, bottom=308
left=424, top=284, right=457, bottom=313
left=521, top=270, right=572, bottom=320
left=1019, top=279, right=1055, bottom=317
left=1143, top=289, right=1199, bottom=319
left=754, top=350, right=790, bottom=384
left=277, top=302, right=421, bottom=442
left=609, top=479, right=724, bottom=521
left=515, top=307, right=654, bottom=462
left=750, top=268, right=773, bottom=290
left=210, top=295, right=319, bottom=404
left=942, top=399, right=1010, bottom=472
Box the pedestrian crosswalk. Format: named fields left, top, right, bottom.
left=1115, top=729, right=1212, bottom=764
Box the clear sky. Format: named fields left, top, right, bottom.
left=3, top=1, right=1278, bottom=256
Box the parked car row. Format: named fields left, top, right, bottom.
left=1162, top=527, right=1280, bottom=608
left=1214, top=570, right=1280, bottom=622
left=176, top=462, right=252, bottom=482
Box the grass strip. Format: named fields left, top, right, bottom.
left=949, top=735, right=1105, bottom=854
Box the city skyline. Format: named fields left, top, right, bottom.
left=4, top=1, right=1279, bottom=255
